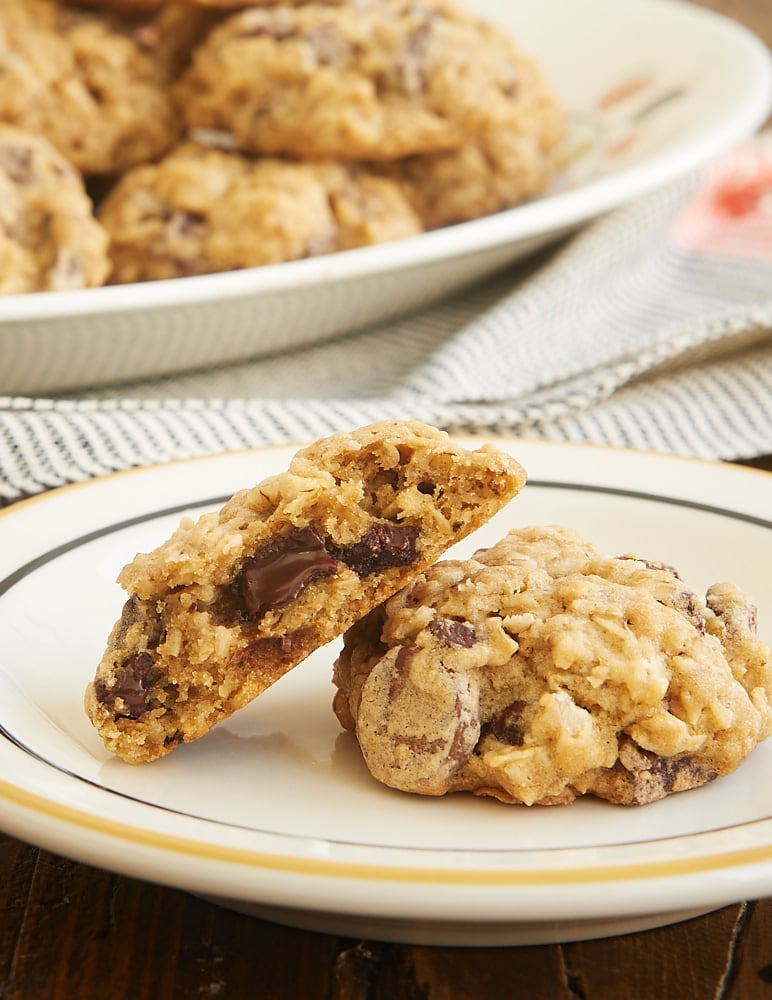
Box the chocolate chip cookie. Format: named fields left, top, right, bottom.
left=0, top=0, right=180, bottom=175
left=97, top=140, right=422, bottom=282
left=85, top=422, right=526, bottom=763
left=333, top=525, right=772, bottom=806
left=0, top=124, right=110, bottom=295
left=173, top=0, right=542, bottom=161
left=375, top=53, right=566, bottom=228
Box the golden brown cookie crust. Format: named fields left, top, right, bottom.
left=334, top=525, right=772, bottom=806
left=0, top=0, right=181, bottom=175
left=97, top=141, right=422, bottom=282
left=173, top=0, right=540, bottom=161
left=0, top=124, right=110, bottom=294
left=374, top=52, right=566, bottom=228
left=85, top=422, right=527, bottom=763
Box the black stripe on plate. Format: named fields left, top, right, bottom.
left=0, top=479, right=769, bottom=846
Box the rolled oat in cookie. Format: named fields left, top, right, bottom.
left=85, top=421, right=526, bottom=764
left=333, top=525, right=772, bottom=806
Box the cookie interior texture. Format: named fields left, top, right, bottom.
left=333, top=525, right=772, bottom=806
left=84, top=421, right=526, bottom=763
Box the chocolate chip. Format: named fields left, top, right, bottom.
left=617, top=737, right=717, bottom=797
left=487, top=701, right=526, bottom=746
left=677, top=590, right=707, bottom=633
left=618, top=555, right=682, bottom=579
left=394, top=733, right=446, bottom=754
left=96, top=652, right=154, bottom=719
left=428, top=617, right=476, bottom=648
left=446, top=693, right=477, bottom=768
left=166, top=210, right=206, bottom=239
left=333, top=522, right=419, bottom=576
left=237, top=527, right=339, bottom=619
left=389, top=645, right=417, bottom=702
left=649, top=752, right=715, bottom=793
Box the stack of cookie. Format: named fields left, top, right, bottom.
left=0, top=0, right=565, bottom=292
left=84, top=419, right=772, bottom=809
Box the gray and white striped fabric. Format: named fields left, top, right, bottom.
left=2, top=134, right=771, bottom=502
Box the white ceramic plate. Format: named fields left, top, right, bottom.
left=2, top=0, right=771, bottom=395
left=1, top=439, right=771, bottom=946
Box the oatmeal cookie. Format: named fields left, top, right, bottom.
left=127, top=5, right=225, bottom=82
left=0, top=0, right=180, bottom=175
left=333, top=525, right=772, bottom=806
left=173, top=0, right=546, bottom=161
left=375, top=52, right=566, bottom=228
left=85, top=422, right=526, bottom=763
left=0, top=125, right=110, bottom=295
left=313, top=160, right=423, bottom=250
left=97, top=141, right=421, bottom=282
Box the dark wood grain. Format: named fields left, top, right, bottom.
left=3, top=839, right=772, bottom=999
left=1, top=3, right=771, bottom=997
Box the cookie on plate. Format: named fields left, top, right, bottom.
left=173, top=0, right=548, bottom=161
left=97, top=140, right=422, bottom=282
left=85, top=422, right=526, bottom=764
left=333, top=525, right=772, bottom=806
left=0, top=0, right=180, bottom=175
left=0, top=125, right=110, bottom=295
left=374, top=53, right=566, bottom=228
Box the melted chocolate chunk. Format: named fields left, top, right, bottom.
left=238, top=527, right=338, bottom=619
left=96, top=652, right=154, bottom=720
left=334, top=522, right=419, bottom=577
left=428, top=617, right=476, bottom=648
left=488, top=701, right=527, bottom=746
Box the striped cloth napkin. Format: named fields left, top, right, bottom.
left=2, top=131, right=771, bottom=503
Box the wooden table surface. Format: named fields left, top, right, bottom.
left=2, top=2, right=772, bottom=997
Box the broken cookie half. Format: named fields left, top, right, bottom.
left=333, top=524, right=772, bottom=806
left=85, top=421, right=526, bottom=763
